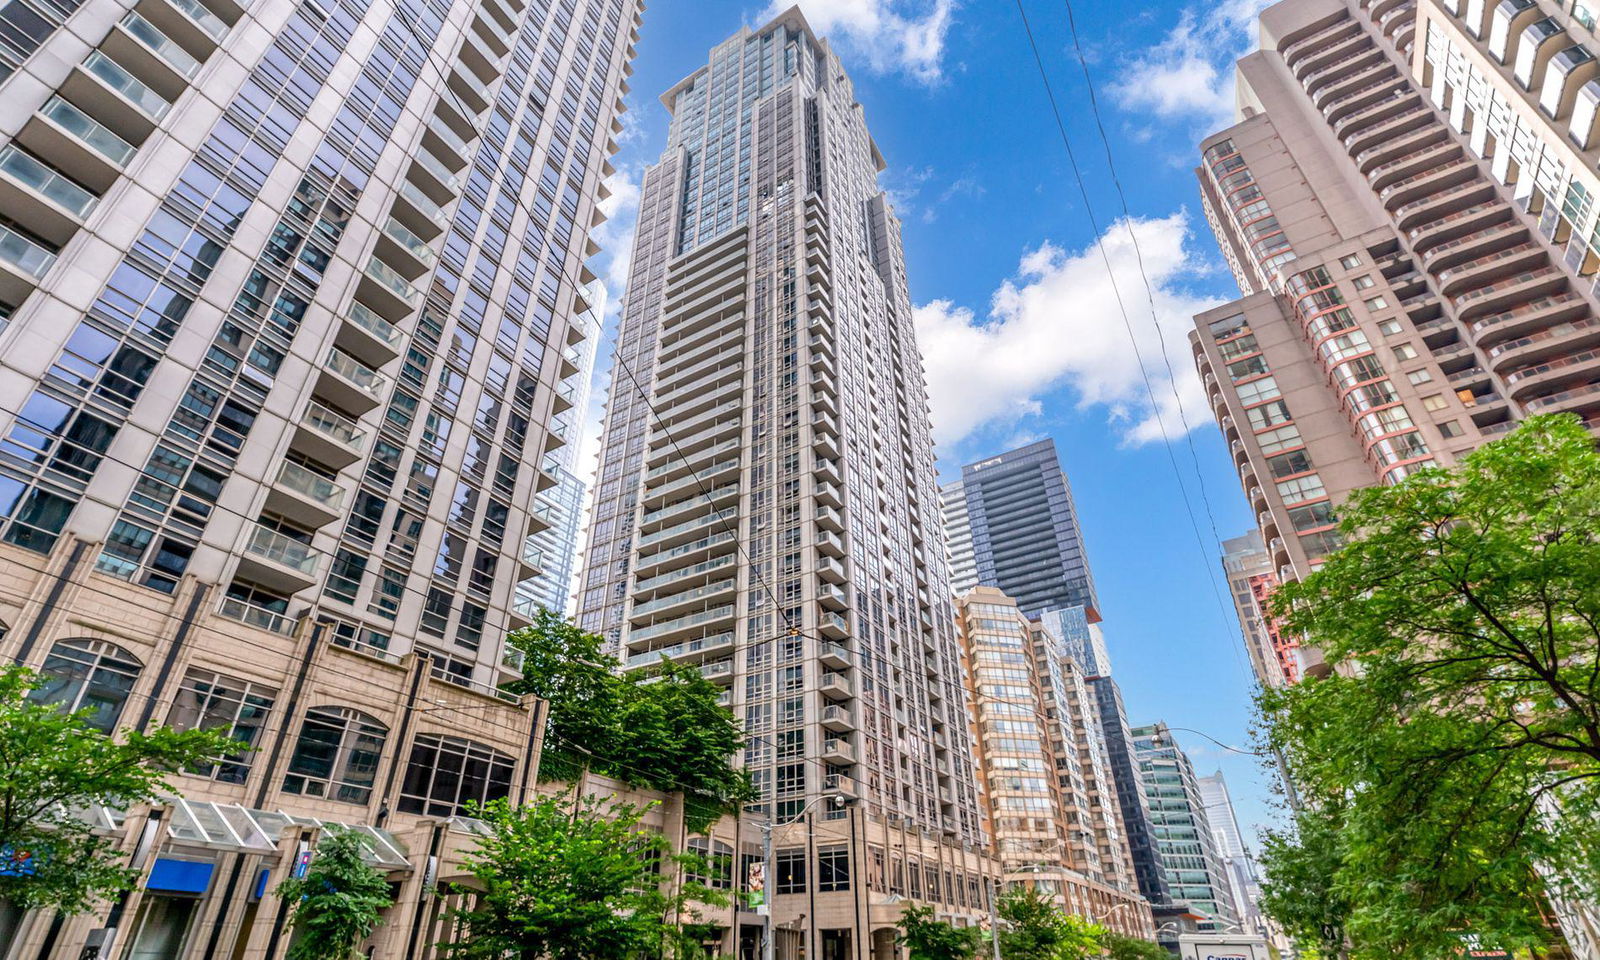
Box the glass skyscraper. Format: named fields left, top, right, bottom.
left=940, top=438, right=1099, bottom=620
left=0, top=0, right=640, bottom=954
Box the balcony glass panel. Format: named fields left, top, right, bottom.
left=347, top=300, right=401, bottom=347
left=164, top=0, right=228, bottom=39
left=301, top=401, right=365, bottom=450
left=326, top=348, right=383, bottom=394
left=364, top=256, right=420, bottom=305
left=0, top=146, right=97, bottom=217
left=397, top=180, right=448, bottom=225
left=0, top=223, right=57, bottom=278
left=218, top=596, right=295, bottom=635
left=413, top=147, right=461, bottom=189
left=83, top=52, right=171, bottom=118
left=382, top=217, right=436, bottom=267
left=120, top=13, right=200, bottom=77
left=245, top=525, right=317, bottom=574
left=39, top=97, right=136, bottom=166
left=276, top=461, right=344, bottom=510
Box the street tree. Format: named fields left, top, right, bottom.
left=1101, top=934, right=1170, bottom=960
left=504, top=611, right=750, bottom=829
left=277, top=827, right=394, bottom=960
left=994, top=886, right=1104, bottom=960
left=446, top=793, right=726, bottom=960
left=896, top=902, right=984, bottom=960
left=0, top=663, right=238, bottom=914
left=1260, top=414, right=1600, bottom=958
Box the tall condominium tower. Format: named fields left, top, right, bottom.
left=940, top=439, right=1098, bottom=620
left=0, top=0, right=639, bottom=954
left=954, top=588, right=1150, bottom=938
left=1131, top=723, right=1240, bottom=932
left=575, top=8, right=990, bottom=959
left=1219, top=531, right=1294, bottom=687
left=1190, top=0, right=1600, bottom=673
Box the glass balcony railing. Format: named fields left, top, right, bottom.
left=521, top=539, right=545, bottom=568
left=625, top=631, right=735, bottom=669
left=382, top=217, right=436, bottom=268
left=275, top=461, right=345, bottom=510
left=427, top=116, right=473, bottom=158
left=301, top=400, right=365, bottom=450
left=397, top=180, right=448, bottom=226
left=413, top=147, right=461, bottom=190
left=0, top=146, right=97, bottom=217
left=39, top=97, right=136, bottom=166
left=363, top=256, right=420, bottom=306
left=245, top=524, right=318, bottom=575
left=0, top=222, right=57, bottom=279
left=218, top=596, right=295, bottom=635
left=164, top=0, right=228, bottom=40
left=325, top=348, right=383, bottom=395
left=82, top=52, right=171, bottom=119
left=120, top=13, right=201, bottom=77
left=346, top=300, right=401, bottom=348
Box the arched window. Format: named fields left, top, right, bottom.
left=685, top=837, right=734, bottom=889
left=30, top=638, right=142, bottom=733
left=397, top=733, right=514, bottom=817
left=283, top=706, right=389, bottom=804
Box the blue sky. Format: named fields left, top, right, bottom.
left=579, top=0, right=1284, bottom=840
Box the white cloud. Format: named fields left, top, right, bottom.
left=915, top=211, right=1224, bottom=451
left=765, top=0, right=956, bottom=84
left=1109, top=0, right=1272, bottom=129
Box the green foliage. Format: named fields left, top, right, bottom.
left=446, top=793, right=728, bottom=960
left=277, top=828, right=395, bottom=960
left=1259, top=415, right=1600, bottom=959
left=995, top=887, right=1105, bottom=960
left=0, top=664, right=239, bottom=914
left=1102, top=934, right=1170, bottom=960
left=506, top=609, right=750, bottom=829
left=896, top=902, right=984, bottom=960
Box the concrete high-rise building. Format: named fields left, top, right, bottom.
left=954, top=588, right=1150, bottom=938
left=1220, top=531, right=1294, bottom=687
left=940, top=439, right=1098, bottom=620
left=1094, top=678, right=1175, bottom=923
left=574, top=9, right=991, bottom=959
left=0, top=0, right=640, bottom=954
left=1131, top=723, right=1240, bottom=933
left=1189, top=0, right=1600, bottom=673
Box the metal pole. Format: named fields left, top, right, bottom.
left=763, top=819, right=775, bottom=960
left=987, top=876, right=1001, bottom=960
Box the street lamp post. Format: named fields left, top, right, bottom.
left=758, top=793, right=855, bottom=960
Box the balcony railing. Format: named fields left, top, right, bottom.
left=82, top=51, right=171, bottom=118
left=300, top=400, right=365, bottom=450
left=632, top=553, right=737, bottom=593
left=635, top=508, right=735, bottom=548
left=626, top=627, right=735, bottom=664
left=0, top=146, right=97, bottom=217
left=325, top=347, right=384, bottom=395
left=275, top=461, right=345, bottom=510
left=164, top=0, right=228, bottom=39
left=121, top=12, right=201, bottom=76
left=218, top=596, right=295, bottom=635
left=397, top=180, right=449, bottom=226
left=245, top=524, right=318, bottom=574
left=631, top=579, right=736, bottom=618
left=363, top=256, right=420, bottom=306
left=0, top=223, right=56, bottom=279
left=39, top=96, right=136, bottom=166
left=382, top=216, right=436, bottom=268
left=347, top=300, right=402, bottom=348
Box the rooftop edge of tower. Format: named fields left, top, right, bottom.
left=658, top=5, right=824, bottom=110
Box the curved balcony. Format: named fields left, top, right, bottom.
left=1305, top=47, right=1389, bottom=99
left=1393, top=179, right=1498, bottom=231
left=1379, top=158, right=1476, bottom=210
left=1486, top=317, right=1600, bottom=374
left=1376, top=1, right=1416, bottom=38
left=1324, top=77, right=1409, bottom=125
left=1408, top=202, right=1512, bottom=252
left=1289, top=26, right=1369, bottom=79
left=1367, top=140, right=1462, bottom=192
left=1332, top=89, right=1422, bottom=140
left=1419, top=219, right=1526, bottom=270
left=1435, top=243, right=1545, bottom=295
left=1355, top=124, right=1447, bottom=173
left=1453, top=268, right=1567, bottom=322
left=1523, top=379, right=1600, bottom=415
left=1503, top=347, right=1600, bottom=399
left=1343, top=105, right=1432, bottom=154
